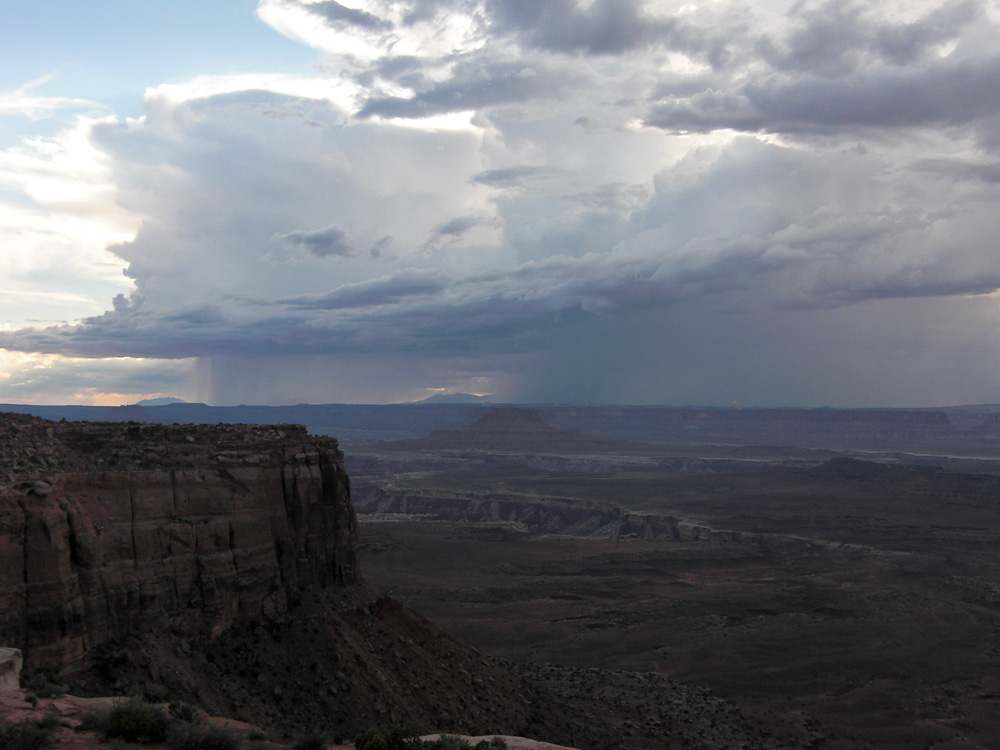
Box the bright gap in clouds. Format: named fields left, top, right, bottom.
left=0, top=351, right=196, bottom=406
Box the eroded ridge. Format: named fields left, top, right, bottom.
left=0, top=413, right=358, bottom=674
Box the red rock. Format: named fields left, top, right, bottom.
left=0, top=415, right=358, bottom=675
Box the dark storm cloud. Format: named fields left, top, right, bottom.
left=162, top=305, right=226, bottom=326
left=358, top=57, right=579, bottom=118
left=873, top=0, right=982, bottom=64
left=428, top=216, right=482, bottom=241
left=0, top=240, right=766, bottom=359
left=280, top=268, right=453, bottom=310
left=10, top=0, right=1000, bottom=407
left=304, top=1, right=392, bottom=30
left=273, top=225, right=358, bottom=258
left=756, top=0, right=981, bottom=74
left=913, top=157, right=1000, bottom=183
left=645, top=55, right=1000, bottom=134
left=365, top=55, right=427, bottom=91
left=489, top=0, right=678, bottom=55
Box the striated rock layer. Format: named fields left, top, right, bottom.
left=0, top=413, right=358, bottom=674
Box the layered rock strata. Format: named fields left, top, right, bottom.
left=0, top=413, right=358, bottom=674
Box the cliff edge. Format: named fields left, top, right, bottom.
left=0, top=413, right=358, bottom=674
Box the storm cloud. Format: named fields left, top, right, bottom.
left=3, top=0, right=1000, bottom=406
left=274, top=224, right=358, bottom=257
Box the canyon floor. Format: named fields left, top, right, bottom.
left=349, top=411, right=1000, bottom=749
left=6, top=405, right=1000, bottom=749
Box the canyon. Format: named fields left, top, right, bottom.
left=6, top=403, right=1000, bottom=748
left=0, top=411, right=774, bottom=748
left=348, top=408, right=1000, bottom=748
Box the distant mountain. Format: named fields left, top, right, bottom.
left=137, top=397, right=186, bottom=406
left=466, top=406, right=555, bottom=432
left=370, top=406, right=638, bottom=453
left=101, top=404, right=152, bottom=422
left=414, top=393, right=494, bottom=404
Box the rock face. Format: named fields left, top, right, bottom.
left=0, top=648, right=21, bottom=692
left=355, top=485, right=834, bottom=547
left=0, top=413, right=358, bottom=674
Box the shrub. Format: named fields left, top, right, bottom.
left=142, top=682, right=170, bottom=703
left=354, top=725, right=421, bottom=750
left=77, top=709, right=108, bottom=733
left=20, top=670, right=66, bottom=699
left=292, top=731, right=327, bottom=750
left=432, top=735, right=468, bottom=750
left=353, top=726, right=506, bottom=750
left=169, top=701, right=199, bottom=723
left=166, top=721, right=242, bottom=750
left=104, top=698, right=169, bottom=743
left=0, top=720, right=57, bottom=750
left=34, top=715, right=60, bottom=732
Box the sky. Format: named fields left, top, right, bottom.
left=2, top=0, right=1000, bottom=407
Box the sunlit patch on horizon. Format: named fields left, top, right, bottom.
left=0, top=351, right=196, bottom=406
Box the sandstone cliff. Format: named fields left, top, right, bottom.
left=0, top=413, right=358, bottom=674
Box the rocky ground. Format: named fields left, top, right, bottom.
left=0, top=687, right=582, bottom=750
left=54, top=585, right=782, bottom=749
left=359, top=519, right=1000, bottom=749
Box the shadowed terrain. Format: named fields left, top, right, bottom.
left=351, top=408, right=1000, bottom=749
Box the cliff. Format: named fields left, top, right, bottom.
left=0, top=413, right=358, bottom=674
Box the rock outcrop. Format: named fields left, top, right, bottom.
left=0, top=413, right=358, bottom=674
left=355, top=484, right=856, bottom=548
left=0, top=648, right=21, bottom=692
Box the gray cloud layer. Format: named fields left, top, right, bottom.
left=274, top=224, right=358, bottom=257
left=4, top=0, right=1000, bottom=405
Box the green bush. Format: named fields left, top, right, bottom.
left=0, top=720, right=57, bottom=750
left=166, top=721, right=241, bottom=750
left=104, top=698, right=169, bottom=743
